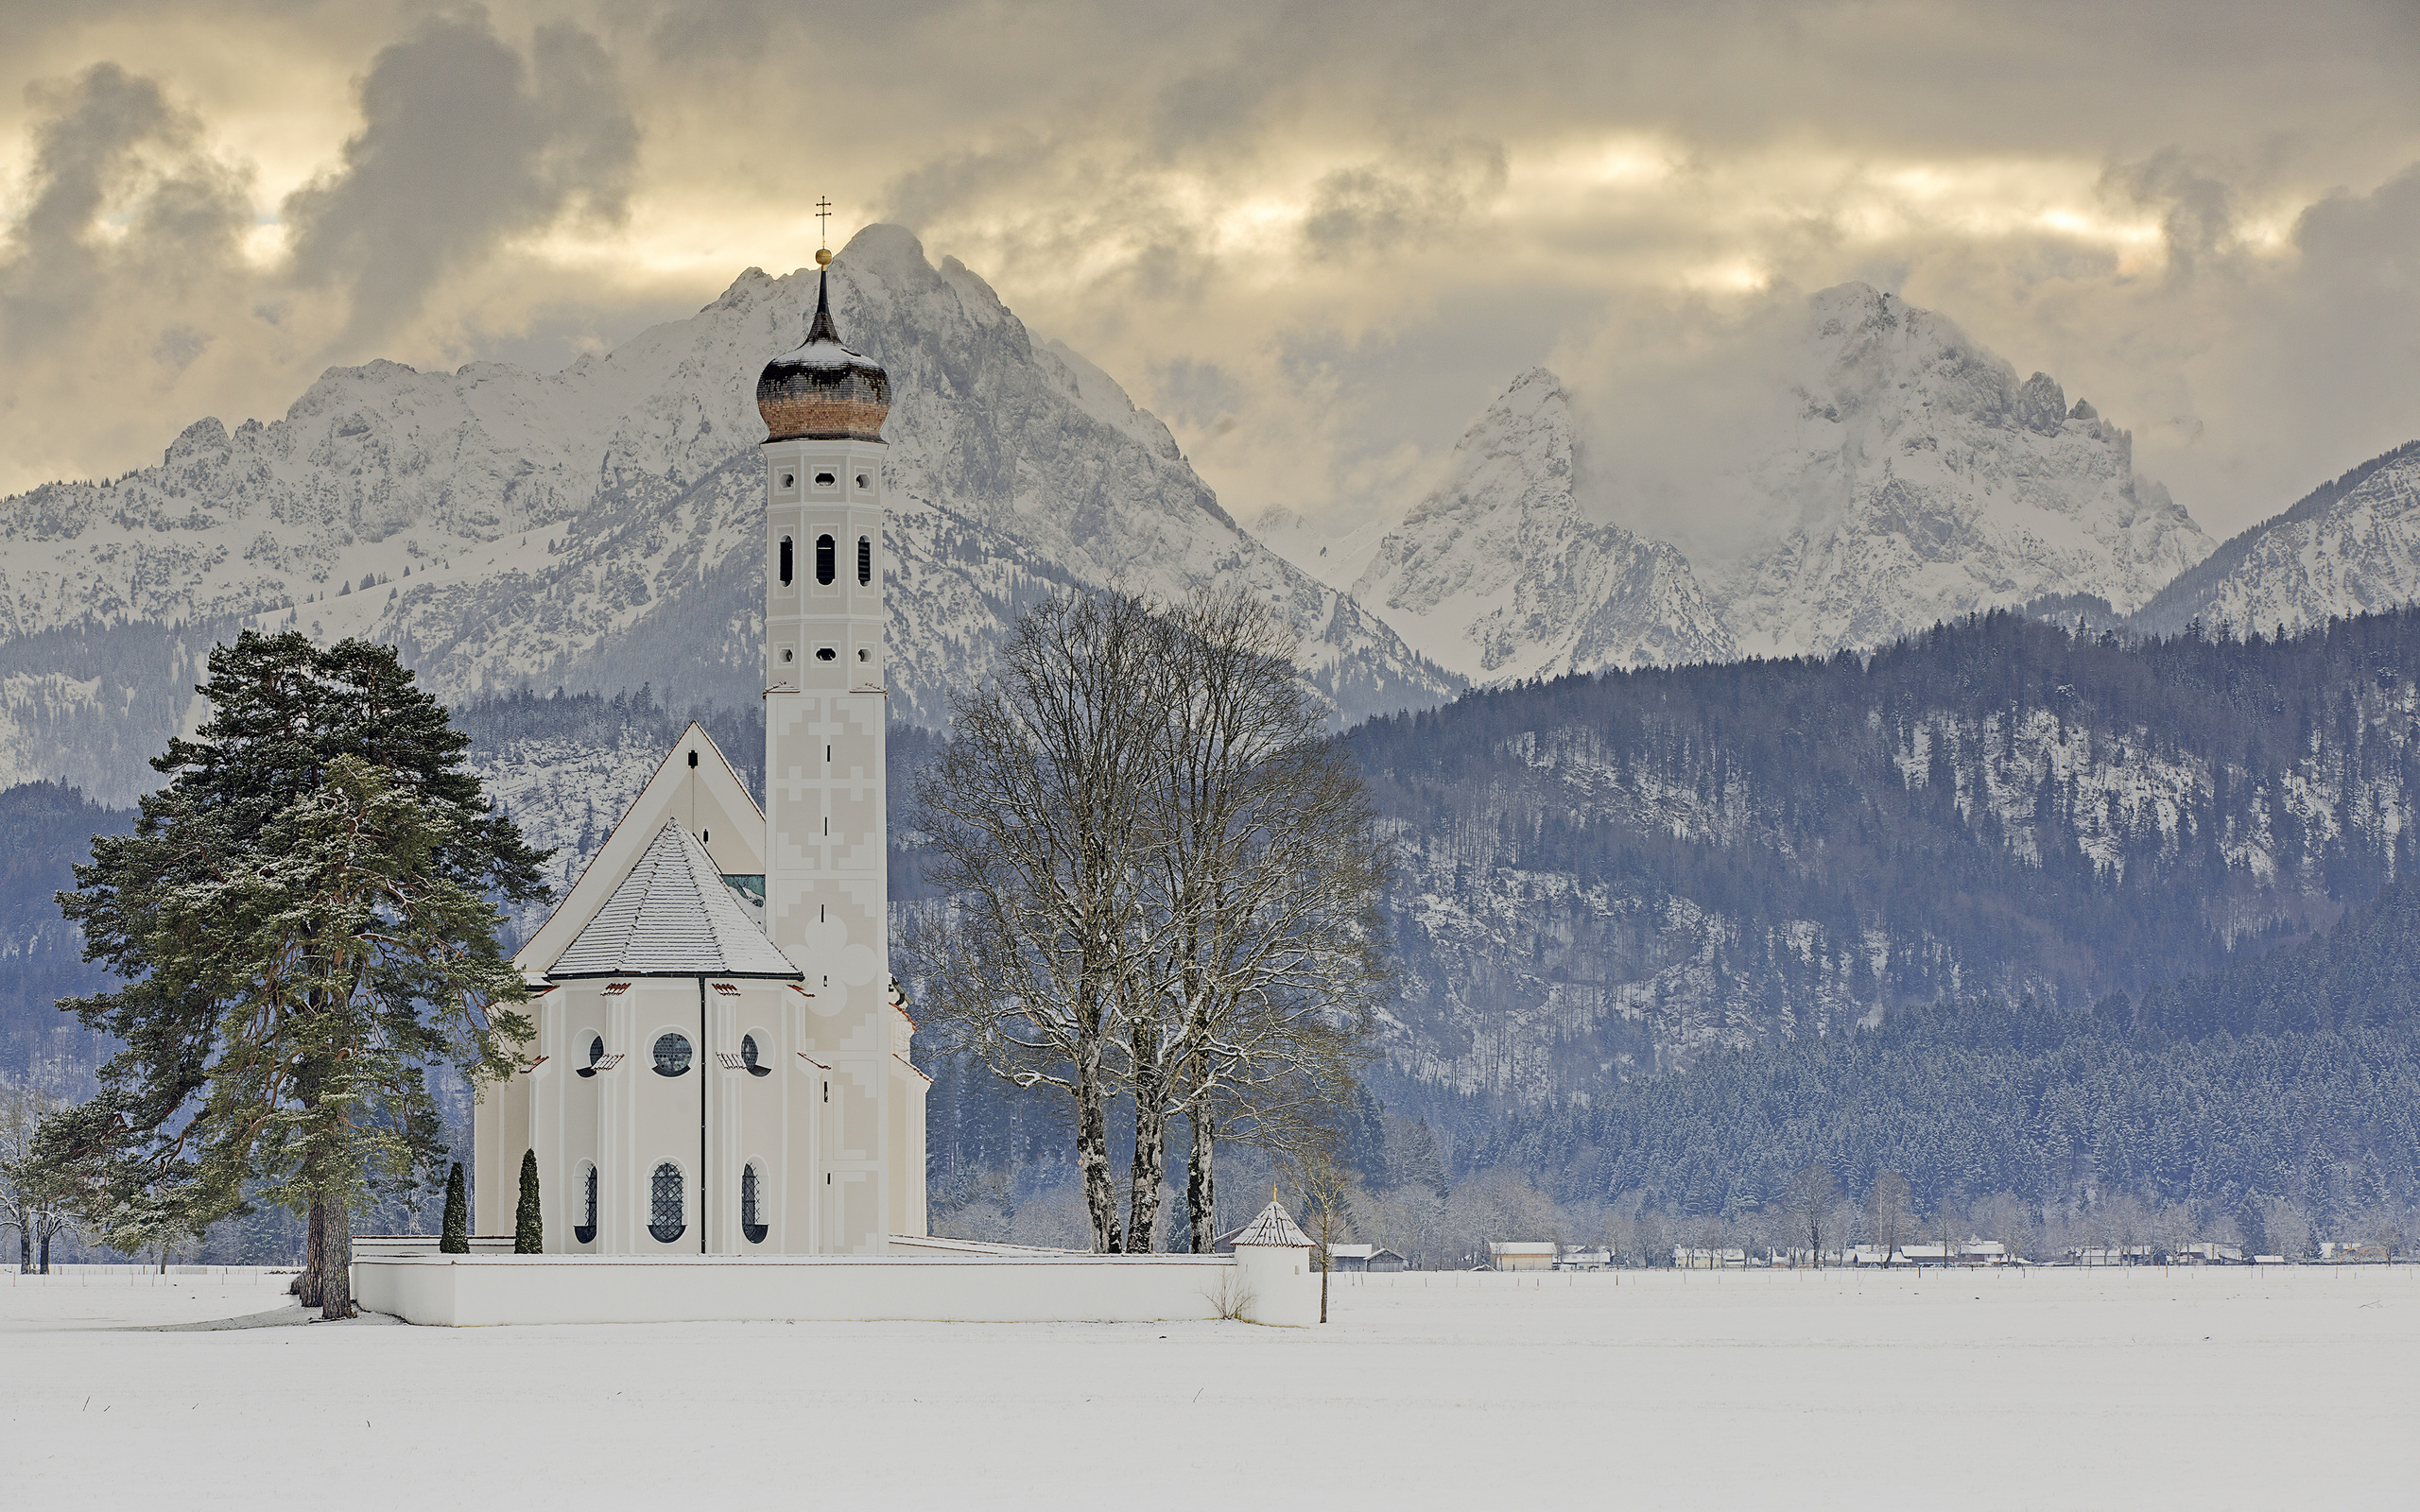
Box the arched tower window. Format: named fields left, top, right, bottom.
left=652, top=1033, right=692, bottom=1077
left=779, top=537, right=792, bottom=586
left=815, top=535, right=836, bottom=585
left=741, top=1034, right=770, bottom=1077
left=857, top=536, right=872, bottom=585
left=578, top=1034, right=604, bottom=1077
left=649, top=1163, right=685, bottom=1244
left=741, top=1163, right=768, bottom=1245
left=575, top=1162, right=597, bottom=1245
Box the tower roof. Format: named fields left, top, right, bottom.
left=1225, top=1200, right=1313, bottom=1248
left=757, top=270, right=890, bottom=442
left=548, top=821, right=802, bottom=980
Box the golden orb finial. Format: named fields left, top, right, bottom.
left=815, top=248, right=834, bottom=267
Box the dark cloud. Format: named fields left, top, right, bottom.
left=1302, top=142, right=1509, bottom=262
left=283, top=11, right=638, bottom=352
left=0, top=62, right=251, bottom=357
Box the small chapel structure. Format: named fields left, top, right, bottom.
left=474, top=268, right=928, bottom=1255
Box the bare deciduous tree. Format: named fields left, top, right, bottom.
left=909, top=590, right=1177, bottom=1251
left=1786, top=1164, right=1840, bottom=1265
left=1136, top=589, right=1388, bottom=1253
left=1868, top=1170, right=1912, bottom=1263
left=908, top=588, right=1389, bottom=1254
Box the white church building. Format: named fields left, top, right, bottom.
left=362, top=259, right=1316, bottom=1327
left=473, top=271, right=927, bottom=1256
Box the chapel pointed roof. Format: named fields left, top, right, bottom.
left=548, top=821, right=802, bottom=980
left=1227, top=1200, right=1313, bottom=1248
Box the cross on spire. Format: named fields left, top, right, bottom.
left=815, top=196, right=835, bottom=257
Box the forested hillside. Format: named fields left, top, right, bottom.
left=1447, top=874, right=2420, bottom=1236
left=1354, top=609, right=2420, bottom=1101
left=0, top=782, right=133, bottom=1071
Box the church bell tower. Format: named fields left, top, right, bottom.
left=755, top=255, right=914, bottom=1251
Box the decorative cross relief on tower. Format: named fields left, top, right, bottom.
left=754, top=249, right=905, bottom=1252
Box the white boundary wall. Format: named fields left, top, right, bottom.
left=353, top=1240, right=1317, bottom=1327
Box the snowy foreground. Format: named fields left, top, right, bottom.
left=7, top=1264, right=2414, bottom=1508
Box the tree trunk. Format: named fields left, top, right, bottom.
left=1125, top=1057, right=1169, bottom=1253
left=15, top=1219, right=27, bottom=1275
left=38, top=1226, right=51, bottom=1275
left=297, top=1200, right=324, bottom=1307
left=1074, top=1041, right=1123, bottom=1253
left=317, top=1195, right=354, bottom=1320
left=1186, top=1106, right=1218, bottom=1254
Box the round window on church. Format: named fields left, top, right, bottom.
left=741, top=1161, right=768, bottom=1245
left=740, top=1034, right=771, bottom=1077
left=652, top=1033, right=692, bottom=1077
left=648, top=1162, right=684, bottom=1245
left=579, top=1034, right=604, bottom=1078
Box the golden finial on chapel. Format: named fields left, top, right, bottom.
left=815, top=196, right=835, bottom=266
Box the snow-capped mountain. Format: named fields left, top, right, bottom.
left=0, top=226, right=1455, bottom=803
left=2128, top=440, right=2420, bottom=638
left=1309, top=284, right=2217, bottom=678
left=1708, top=284, right=2214, bottom=656
left=1352, top=369, right=1736, bottom=681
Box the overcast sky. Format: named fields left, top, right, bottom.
left=1, top=0, right=2413, bottom=542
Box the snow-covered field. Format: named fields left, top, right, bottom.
left=6, top=1264, right=2413, bottom=1508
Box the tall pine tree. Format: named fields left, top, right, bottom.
left=33, top=633, right=546, bottom=1317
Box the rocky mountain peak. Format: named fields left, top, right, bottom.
left=1354, top=366, right=1734, bottom=682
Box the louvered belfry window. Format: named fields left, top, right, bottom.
left=815, top=534, right=836, bottom=585
left=742, top=1164, right=768, bottom=1245
left=779, top=537, right=792, bottom=586
left=857, top=536, right=872, bottom=586
left=649, top=1163, right=684, bottom=1244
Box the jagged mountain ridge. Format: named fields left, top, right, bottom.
left=1353, top=369, right=1736, bottom=680
left=2128, top=439, right=2420, bottom=639
left=1708, top=284, right=2214, bottom=656
left=1322, top=284, right=2216, bottom=679
left=0, top=225, right=1456, bottom=804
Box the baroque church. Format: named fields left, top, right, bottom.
left=474, top=267, right=928, bottom=1254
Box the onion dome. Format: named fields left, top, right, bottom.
left=756, top=271, right=890, bottom=442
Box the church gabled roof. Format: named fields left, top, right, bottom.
left=548, top=821, right=802, bottom=980
left=514, top=723, right=765, bottom=978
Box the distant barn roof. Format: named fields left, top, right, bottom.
left=548, top=821, right=801, bottom=980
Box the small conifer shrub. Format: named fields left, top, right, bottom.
left=440, top=1161, right=468, bottom=1253
left=514, top=1149, right=543, bottom=1254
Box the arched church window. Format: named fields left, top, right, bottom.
left=652, top=1033, right=693, bottom=1077
left=780, top=537, right=792, bottom=586
left=578, top=1034, right=604, bottom=1078
left=815, top=534, right=836, bottom=584
left=648, top=1163, right=684, bottom=1244
left=741, top=1163, right=768, bottom=1245
left=740, top=1034, right=771, bottom=1077
left=575, top=1162, right=597, bottom=1245
left=857, top=536, right=872, bottom=585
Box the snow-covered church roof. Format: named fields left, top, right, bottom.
left=548, top=821, right=802, bottom=980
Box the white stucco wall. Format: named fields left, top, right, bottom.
left=353, top=1247, right=1319, bottom=1328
